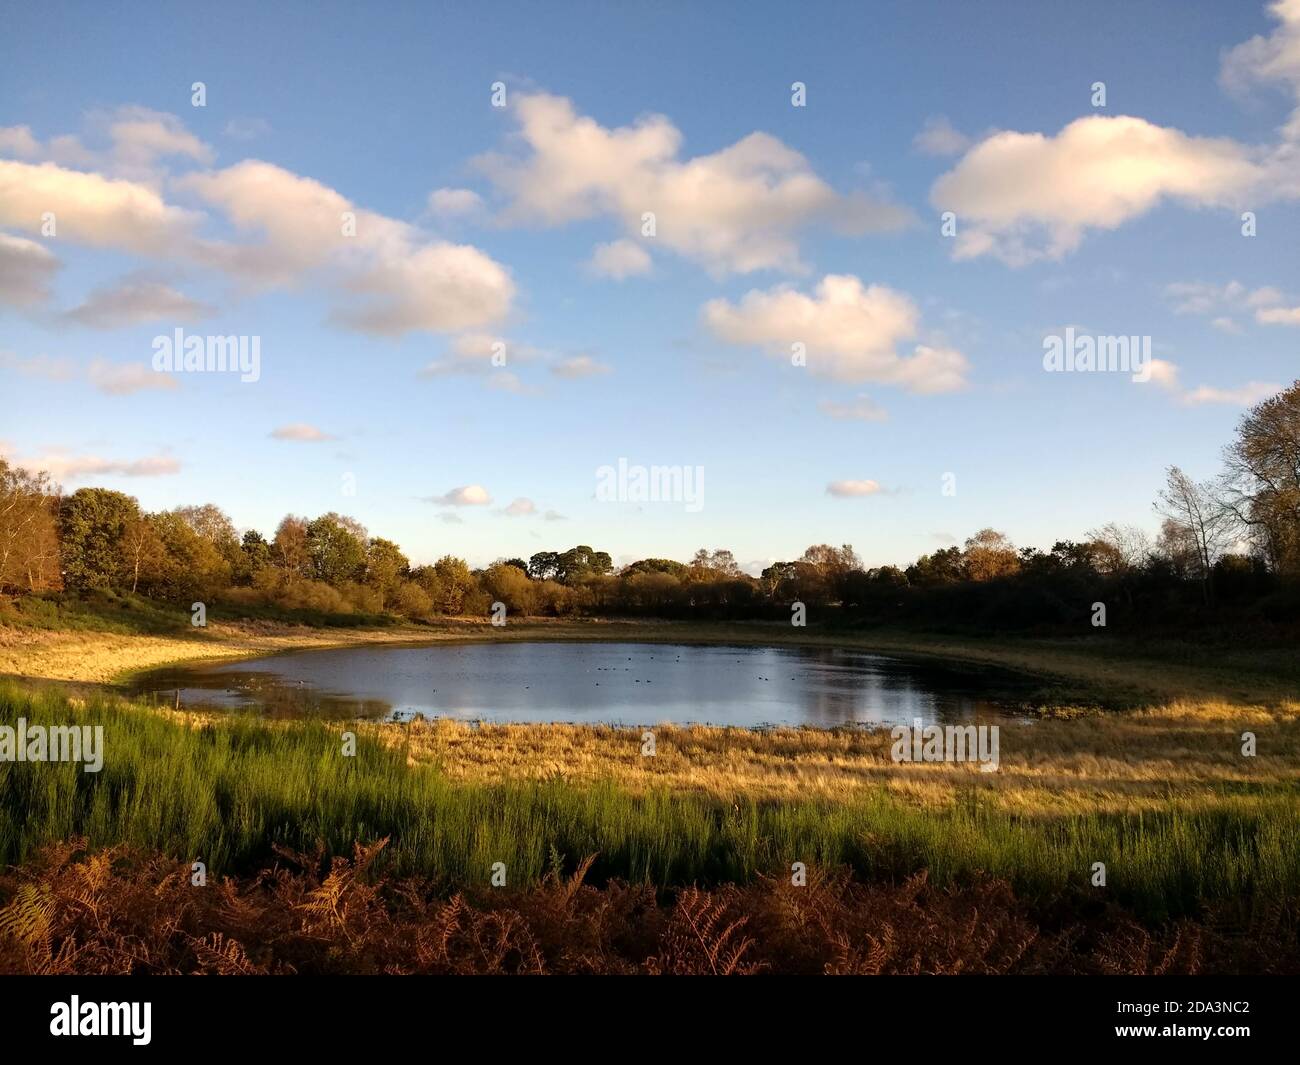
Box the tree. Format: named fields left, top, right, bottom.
left=482, top=561, right=535, bottom=614
left=143, top=511, right=231, bottom=600
left=121, top=514, right=167, bottom=594
left=0, top=459, right=60, bottom=593
left=431, top=555, right=475, bottom=614
left=1156, top=466, right=1229, bottom=603
left=527, top=551, right=560, bottom=581
left=554, top=545, right=612, bottom=584
left=365, top=538, right=409, bottom=609
left=962, top=529, right=1020, bottom=582
left=905, top=546, right=965, bottom=586
left=306, top=513, right=367, bottom=585
left=239, top=530, right=273, bottom=582
left=175, top=504, right=241, bottom=568
left=1086, top=523, right=1152, bottom=576
left=58, top=488, right=141, bottom=592
left=1220, top=381, right=1300, bottom=573
left=273, top=516, right=311, bottom=576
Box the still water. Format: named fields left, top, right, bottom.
left=130, top=641, right=1038, bottom=728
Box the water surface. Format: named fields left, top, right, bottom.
left=130, top=641, right=1039, bottom=728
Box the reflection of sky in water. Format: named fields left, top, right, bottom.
left=130, top=642, right=1038, bottom=728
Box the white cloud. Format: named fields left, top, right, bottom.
left=65, top=278, right=214, bottom=328
left=551, top=354, right=610, bottom=378
left=0, top=351, right=76, bottom=380
left=1164, top=279, right=1299, bottom=326
left=502, top=497, right=537, bottom=516
left=429, top=484, right=492, bottom=506
left=477, top=92, right=909, bottom=276
left=427, top=187, right=484, bottom=216
left=1256, top=304, right=1300, bottom=324
left=826, top=479, right=882, bottom=497
left=88, top=360, right=180, bottom=395
left=270, top=423, right=335, bottom=442
left=181, top=160, right=515, bottom=335
left=913, top=116, right=971, bottom=156
left=16, top=450, right=180, bottom=483
left=931, top=116, right=1267, bottom=264
left=1147, top=358, right=1279, bottom=405
left=703, top=274, right=969, bottom=392
left=1221, top=0, right=1300, bottom=138
left=588, top=239, right=652, bottom=279
left=0, top=233, right=59, bottom=307
left=0, top=159, right=203, bottom=255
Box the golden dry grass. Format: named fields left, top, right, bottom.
left=376, top=698, right=1299, bottom=813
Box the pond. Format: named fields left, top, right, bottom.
left=128, top=641, right=1040, bottom=728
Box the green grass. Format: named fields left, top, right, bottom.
left=0, top=591, right=399, bottom=635
left=1, top=682, right=1295, bottom=921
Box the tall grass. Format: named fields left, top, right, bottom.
left=1, top=683, right=1294, bottom=919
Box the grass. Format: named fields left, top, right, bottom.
left=2, top=682, right=1296, bottom=922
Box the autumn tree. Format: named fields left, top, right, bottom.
left=0, top=459, right=61, bottom=593
left=962, top=529, right=1020, bottom=582
left=1220, top=381, right=1300, bottom=573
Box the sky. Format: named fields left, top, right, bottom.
left=1, top=0, right=1298, bottom=573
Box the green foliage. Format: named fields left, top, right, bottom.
left=57, top=489, right=140, bottom=592
left=2, top=683, right=1296, bottom=920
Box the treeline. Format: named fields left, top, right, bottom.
left=2, top=381, right=1298, bottom=633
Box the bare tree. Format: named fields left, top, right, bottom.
left=1155, top=466, right=1229, bottom=603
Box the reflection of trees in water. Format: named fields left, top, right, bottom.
left=133, top=643, right=1037, bottom=728
left=133, top=668, right=394, bottom=721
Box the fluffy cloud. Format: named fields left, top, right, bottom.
left=501, top=497, right=537, bottom=516
left=0, top=233, right=59, bottom=308
left=1256, top=304, right=1300, bottom=324
left=1, top=113, right=516, bottom=338
left=551, top=354, right=610, bottom=378
left=0, top=159, right=201, bottom=255
left=477, top=93, right=909, bottom=275
left=703, top=274, right=969, bottom=392
left=270, top=423, right=335, bottom=442
left=65, top=278, right=214, bottom=328
left=1, top=106, right=212, bottom=181
left=427, top=187, right=484, bottom=216
left=429, top=485, right=492, bottom=506
left=88, top=360, right=180, bottom=395
left=826, top=480, right=882, bottom=497
left=0, top=351, right=76, bottom=380
left=588, top=239, right=652, bottom=279
left=931, top=116, right=1264, bottom=264
left=913, top=116, right=971, bottom=156
left=1221, top=0, right=1300, bottom=138
left=183, top=161, right=514, bottom=334
left=1148, top=358, right=1280, bottom=405
left=16, top=450, right=180, bottom=483
left=1165, top=279, right=1299, bottom=326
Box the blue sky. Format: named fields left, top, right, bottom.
left=2, top=0, right=1298, bottom=571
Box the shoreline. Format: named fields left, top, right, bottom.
left=2, top=614, right=1297, bottom=706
